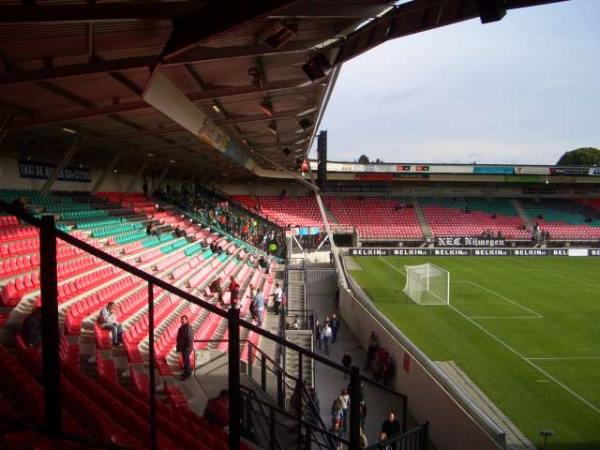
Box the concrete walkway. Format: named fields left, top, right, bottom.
left=308, top=288, right=407, bottom=447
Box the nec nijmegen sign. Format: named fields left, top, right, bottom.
left=435, top=237, right=506, bottom=247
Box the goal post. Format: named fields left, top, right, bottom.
left=403, top=263, right=450, bottom=305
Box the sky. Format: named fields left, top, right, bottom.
left=313, top=0, right=600, bottom=165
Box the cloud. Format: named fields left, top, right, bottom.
left=315, top=1, right=600, bottom=165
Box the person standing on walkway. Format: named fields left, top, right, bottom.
left=339, top=389, right=350, bottom=433
left=331, top=314, right=340, bottom=343
left=322, top=322, right=332, bottom=355
left=380, top=412, right=402, bottom=450
left=365, top=331, right=379, bottom=371
left=330, top=398, right=344, bottom=446
left=359, top=400, right=367, bottom=431
left=176, top=315, right=194, bottom=380
left=342, top=352, right=352, bottom=379
left=315, top=320, right=322, bottom=351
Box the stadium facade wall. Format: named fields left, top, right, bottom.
left=338, top=272, right=505, bottom=450
left=216, top=180, right=312, bottom=196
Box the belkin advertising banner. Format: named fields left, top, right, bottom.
left=348, top=248, right=598, bottom=257
left=435, top=237, right=506, bottom=247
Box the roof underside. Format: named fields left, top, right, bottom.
left=0, top=0, right=566, bottom=182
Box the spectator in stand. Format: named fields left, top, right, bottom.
left=252, top=288, right=265, bottom=327
left=258, top=255, right=269, bottom=274
left=176, top=315, right=194, bottom=380
left=98, top=302, right=123, bottom=346
left=229, top=276, right=240, bottom=308
left=365, top=331, right=379, bottom=371
left=210, top=277, right=224, bottom=305
left=21, top=306, right=42, bottom=347
left=271, top=283, right=283, bottom=314
left=322, top=322, right=332, bottom=355
left=342, top=352, right=352, bottom=379
left=380, top=412, right=402, bottom=449
left=331, top=314, right=340, bottom=343
left=315, top=320, right=322, bottom=351
left=146, top=222, right=154, bottom=236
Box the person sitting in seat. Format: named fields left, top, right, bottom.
left=98, top=302, right=123, bottom=346
left=21, top=306, right=42, bottom=347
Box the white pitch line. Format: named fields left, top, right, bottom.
left=378, top=256, right=600, bottom=415
left=469, top=316, right=542, bottom=320
left=454, top=280, right=543, bottom=318
left=449, top=304, right=600, bottom=415
left=526, top=356, right=600, bottom=361
left=379, top=257, right=406, bottom=275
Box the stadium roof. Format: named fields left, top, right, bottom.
left=0, top=0, right=566, bottom=183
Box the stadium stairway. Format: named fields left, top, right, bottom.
left=512, top=199, right=533, bottom=229
left=412, top=198, right=433, bottom=240
left=282, top=269, right=314, bottom=397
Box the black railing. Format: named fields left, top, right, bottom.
left=365, top=422, right=429, bottom=450
left=0, top=199, right=415, bottom=450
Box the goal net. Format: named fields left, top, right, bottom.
left=403, top=263, right=450, bottom=305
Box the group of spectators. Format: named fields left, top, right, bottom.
left=163, top=189, right=286, bottom=258
left=532, top=222, right=551, bottom=242
left=365, top=332, right=395, bottom=386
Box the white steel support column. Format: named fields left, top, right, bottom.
left=91, top=149, right=124, bottom=194
left=126, top=158, right=149, bottom=192
left=41, top=135, right=81, bottom=196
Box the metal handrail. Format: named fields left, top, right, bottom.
left=240, top=386, right=349, bottom=450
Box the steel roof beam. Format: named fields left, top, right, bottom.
left=161, top=0, right=301, bottom=60
left=331, top=0, right=568, bottom=66
left=218, top=107, right=309, bottom=127
left=268, top=2, right=394, bottom=19
left=0, top=40, right=319, bottom=86
left=7, top=78, right=307, bottom=129
left=0, top=1, right=208, bottom=23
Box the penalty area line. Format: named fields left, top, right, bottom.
left=449, top=304, right=600, bottom=416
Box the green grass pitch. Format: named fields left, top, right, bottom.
left=349, top=256, right=600, bottom=450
